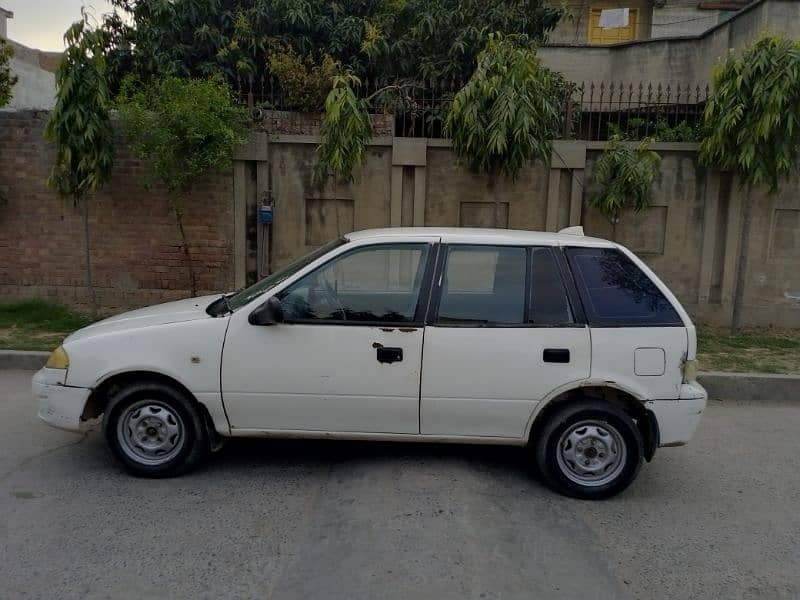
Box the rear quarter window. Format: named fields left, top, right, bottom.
left=565, top=247, right=682, bottom=327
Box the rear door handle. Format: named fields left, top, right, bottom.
left=377, top=347, right=403, bottom=364
left=543, top=348, right=570, bottom=363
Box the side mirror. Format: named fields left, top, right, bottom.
left=248, top=296, right=285, bottom=326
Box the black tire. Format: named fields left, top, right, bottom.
left=104, top=381, right=210, bottom=478
left=534, top=399, right=643, bottom=500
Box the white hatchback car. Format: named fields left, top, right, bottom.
left=33, top=227, right=706, bottom=499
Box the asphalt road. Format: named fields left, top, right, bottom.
left=1, top=370, right=798, bottom=600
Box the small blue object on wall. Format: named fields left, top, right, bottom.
left=258, top=205, right=273, bottom=224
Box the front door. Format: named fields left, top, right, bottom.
left=421, top=245, right=591, bottom=439
left=221, top=240, right=436, bottom=433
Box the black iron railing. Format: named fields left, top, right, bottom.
left=563, top=82, right=711, bottom=142
left=237, top=75, right=710, bottom=142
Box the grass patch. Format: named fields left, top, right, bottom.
left=0, top=299, right=94, bottom=351
left=698, top=327, right=800, bottom=374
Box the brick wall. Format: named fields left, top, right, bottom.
left=0, top=110, right=235, bottom=312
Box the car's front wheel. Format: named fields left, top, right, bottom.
left=534, top=399, right=643, bottom=499
left=104, top=381, right=210, bottom=477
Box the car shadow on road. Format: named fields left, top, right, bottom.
left=191, top=438, right=544, bottom=490
left=207, top=436, right=687, bottom=503
left=73, top=429, right=681, bottom=501
left=205, top=436, right=537, bottom=480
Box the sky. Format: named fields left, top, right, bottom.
left=3, top=0, right=116, bottom=52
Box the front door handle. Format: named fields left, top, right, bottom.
left=543, top=348, right=570, bottom=363
left=376, top=347, right=403, bottom=364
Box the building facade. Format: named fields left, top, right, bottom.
left=540, top=0, right=798, bottom=87
left=0, top=6, right=11, bottom=39
left=0, top=7, right=59, bottom=110
left=548, top=0, right=753, bottom=45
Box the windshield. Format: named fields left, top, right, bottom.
left=227, top=237, right=348, bottom=311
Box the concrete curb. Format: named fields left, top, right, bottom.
left=698, top=372, right=799, bottom=403
left=0, top=350, right=49, bottom=371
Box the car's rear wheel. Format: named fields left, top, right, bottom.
left=534, top=399, right=643, bottom=500
left=104, top=381, right=210, bottom=477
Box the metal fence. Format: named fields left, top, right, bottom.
left=237, top=76, right=711, bottom=142
left=563, top=82, right=710, bottom=142
left=236, top=74, right=464, bottom=138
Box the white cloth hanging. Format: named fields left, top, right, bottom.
left=599, top=8, right=630, bottom=29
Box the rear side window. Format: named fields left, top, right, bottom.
left=437, top=245, right=526, bottom=325
left=565, top=247, right=682, bottom=326
left=529, top=247, right=573, bottom=326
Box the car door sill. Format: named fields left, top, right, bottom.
left=228, top=428, right=526, bottom=446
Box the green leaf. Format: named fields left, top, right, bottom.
left=701, top=34, right=800, bottom=194
left=589, top=137, right=661, bottom=224
left=0, top=37, right=19, bottom=107
left=315, top=73, right=373, bottom=183
left=45, top=13, right=115, bottom=202
left=445, top=33, right=562, bottom=180
left=116, top=75, right=248, bottom=196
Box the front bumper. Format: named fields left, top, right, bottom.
left=646, top=382, right=708, bottom=446
left=32, top=368, right=92, bottom=432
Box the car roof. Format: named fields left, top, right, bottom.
left=345, top=227, right=616, bottom=248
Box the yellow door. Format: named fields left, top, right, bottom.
left=588, top=8, right=639, bottom=44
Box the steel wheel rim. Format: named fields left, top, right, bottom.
left=116, top=399, right=186, bottom=466
left=556, top=419, right=627, bottom=487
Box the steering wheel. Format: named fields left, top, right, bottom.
left=321, top=277, right=347, bottom=321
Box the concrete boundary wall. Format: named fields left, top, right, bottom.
left=229, top=134, right=800, bottom=329
left=7, top=41, right=60, bottom=110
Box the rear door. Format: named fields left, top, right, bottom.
left=420, top=245, right=591, bottom=439
left=564, top=246, right=687, bottom=400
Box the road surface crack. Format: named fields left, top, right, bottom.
left=0, top=431, right=90, bottom=484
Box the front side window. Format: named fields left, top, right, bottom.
left=566, top=247, right=682, bottom=326
left=278, top=244, right=430, bottom=323
left=437, top=245, right=527, bottom=325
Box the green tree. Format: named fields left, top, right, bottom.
left=700, top=34, right=800, bottom=330
left=445, top=33, right=564, bottom=226
left=701, top=35, right=800, bottom=193
left=588, top=136, right=661, bottom=240
left=315, top=75, right=434, bottom=184
left=355, top=0, right=563, bottom=81
left=101, top=0, right=562, bottom=91
left=116, top=75, right=248, bottom=296
left=45, top=13, right=115, bottom=314
left=268, top=48, right=342, bottom=112
left=315, top=73, right=373, bottom=183
left=0, top=36, right=18, bottom=108
left=0, top=37, right=18, bottom=205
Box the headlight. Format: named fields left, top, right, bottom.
left=682, top=358, right=698, bottom=383
left=46, top=345, right=70, bottom=369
